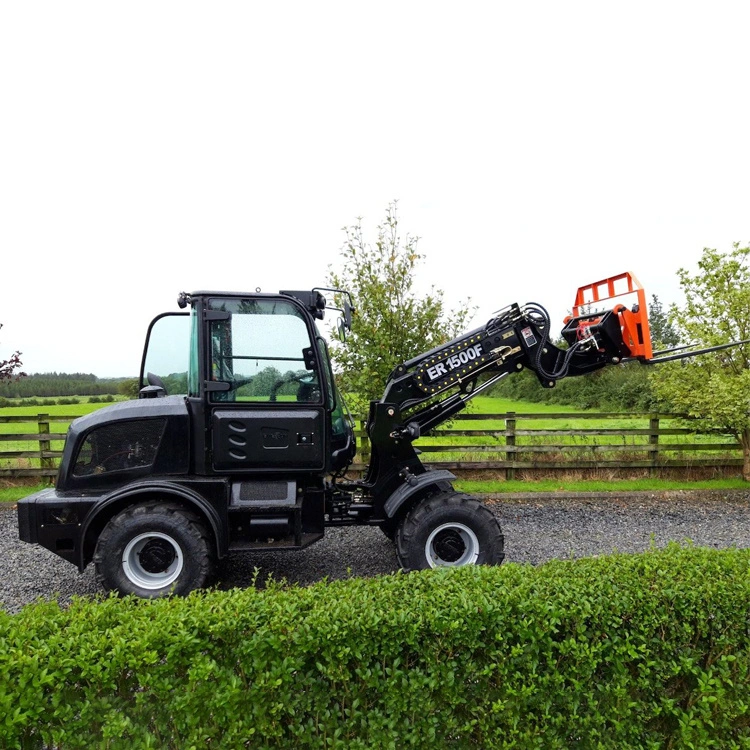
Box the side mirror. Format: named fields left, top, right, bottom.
left=311, top=287, right=354, bottom=339
left=336, top=317, right=347, bottom=342
left=147, top=372, right=167, bottom=391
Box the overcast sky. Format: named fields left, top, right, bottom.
left=2, top=1, right=748, bottom=377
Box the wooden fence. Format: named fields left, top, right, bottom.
left=0, top=412, right=744, bottom=481
left=352, top=412, right=744, bottom=479
left=0, top=414, right=75, bottom=478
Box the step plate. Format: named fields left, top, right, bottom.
left=228, top=532, right=324, bottom=552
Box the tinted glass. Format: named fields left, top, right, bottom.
left=208, top=298, right=320, bottom=403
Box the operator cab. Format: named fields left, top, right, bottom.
left=140, top=289, right=355, bottom=475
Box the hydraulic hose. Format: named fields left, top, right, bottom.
left=522, top=303, right=592, bottom=382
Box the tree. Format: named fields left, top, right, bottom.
left=0, top=324, right=25, bottom=382
left=648, top=294, right=680, bottom=350
left=326, top=201, right=474, bottom=411
left=118, top=378, right=140, bottom=399
left=650, top=244, right=750, bottom=480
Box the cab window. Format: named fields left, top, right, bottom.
left=208, top=298, right=321, bottom=403
left=140, top=312, right=191, bottom=396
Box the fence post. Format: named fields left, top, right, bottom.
left=505, top=412, right=516, bottom=480
left=38, top=413, right=54, bottom=474
left=357, top=420, right=370, bottom=466
left=649, top=414, right=660, bottom=476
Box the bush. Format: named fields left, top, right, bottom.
left=0, top=397, right=58, bottom=408
left=1, top=545, right=750, bottom=748
left=491, top=364, right=663, bottom=411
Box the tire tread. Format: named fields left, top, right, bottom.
left=94, top=500, right=215, bottom=597
left=396, top=490, right=503, bottom=571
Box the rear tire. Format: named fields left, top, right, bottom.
left=94, top=502, right=215, bottom=598
left=396, top=491, right=504, bottom=571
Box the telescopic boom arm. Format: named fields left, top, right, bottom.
left=362, top=272, right=748, bottom=488
left=378, top=273, right=655, bottom=436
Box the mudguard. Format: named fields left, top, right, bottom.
left=383, top=470, right=457, bottom=519
left=79, top=480, right=226, bottom=571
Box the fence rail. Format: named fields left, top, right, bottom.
left=0, top=413, right=79, bottom=478
left=351, top=412, right=743, bottom=479
left=0, top=412, right=744, bottom=480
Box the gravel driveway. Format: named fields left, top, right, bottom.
left=2, top=490, right=750, bottom=614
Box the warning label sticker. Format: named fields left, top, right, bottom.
left=521, top=327, right=537, bottom=347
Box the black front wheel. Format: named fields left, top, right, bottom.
left=94, top=502, right=215, bottom=598
left=396, top=491, right=504, bottom=571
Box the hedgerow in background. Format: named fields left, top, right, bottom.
left=2, top=545, right=750, bottom=749
left=0, top=371, right=127, bottom=399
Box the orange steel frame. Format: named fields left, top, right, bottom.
left=570, top=272, right=653, bottom=360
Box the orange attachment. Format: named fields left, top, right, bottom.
left=568, top=272, right=653, bottom=360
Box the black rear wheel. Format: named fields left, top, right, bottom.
left=94, top=501, right=215, bottom=598
left=396, top=491, right=504, bottom=571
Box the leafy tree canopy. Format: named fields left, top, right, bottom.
left=650, top=243, right=750, bottom=480
left=326, top=201, right=474, bottom=411
left=647, top=294, right=680, bottom=350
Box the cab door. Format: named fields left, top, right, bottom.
left=204, top=296, right=327, bottom=474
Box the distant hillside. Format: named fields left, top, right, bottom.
left=0, top=372, right=133, bottom=398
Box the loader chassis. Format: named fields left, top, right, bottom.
left=18, top=275, right=656, bottom=598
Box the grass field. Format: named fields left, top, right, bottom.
left=0, top=401, right=121, bottom=418
left=0, top=396, right=745, bottom=502
left=455, top=477, right=749, bottom=494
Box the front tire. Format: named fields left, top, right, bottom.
left=94, top=502, right=215, bottom=598
left=396, top=491, right=504, bottom=570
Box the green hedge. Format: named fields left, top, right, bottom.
left=2, top=545, right=750, bottom=749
